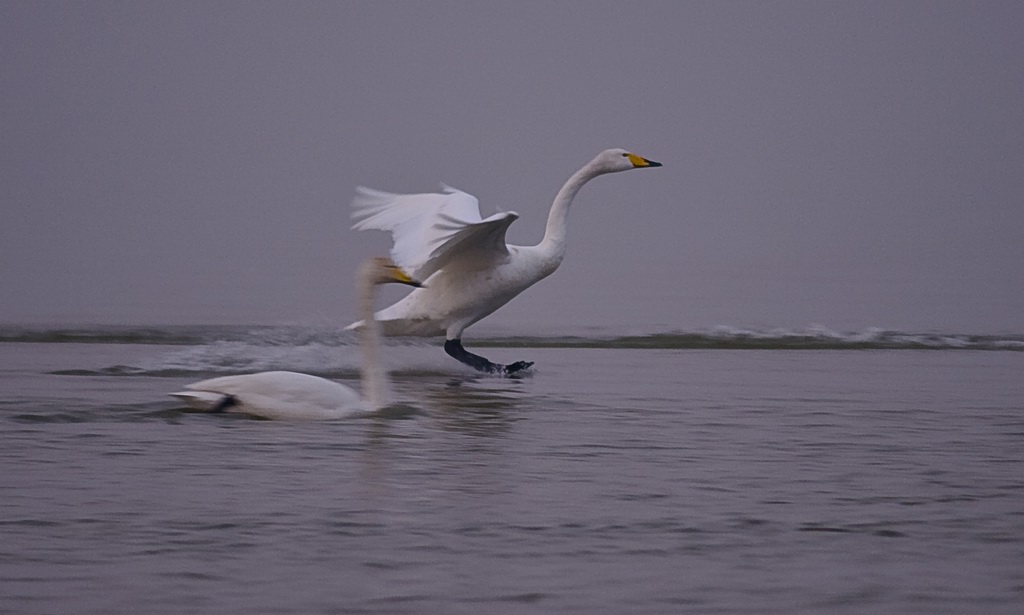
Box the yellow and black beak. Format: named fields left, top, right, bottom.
left=626, top=153, right=663, bottom=168
left=388, top=265, right=425, bottom=288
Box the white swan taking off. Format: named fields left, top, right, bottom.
left=170, top=258, right=422, bottom=419
left=348, top=148, right=661, bottom=374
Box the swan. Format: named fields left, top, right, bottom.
left=347, top=148, right=661, bottom=374
left=170, top=257, right=422, bottom=419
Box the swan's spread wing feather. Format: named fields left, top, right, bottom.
left=351, top=185, right=517, bottom=279
left=424, top=210, right=519, bottom=276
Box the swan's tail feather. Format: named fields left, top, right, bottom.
left=170, top=390, right=235, bottom=412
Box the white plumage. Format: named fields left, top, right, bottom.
left=352, top=184, right=518, bottom=283
left=348, top=148, right=661, bottom=374
left=171, top=371, right=365, bottom=420
left=170, top=258, right=422, bottom=419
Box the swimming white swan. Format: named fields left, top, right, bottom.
left=348, top=148, right=661, bottom=374
left=170, top=258, right=422, bottom=419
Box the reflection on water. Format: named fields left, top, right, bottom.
left=405, top=376, right=527, bottom=437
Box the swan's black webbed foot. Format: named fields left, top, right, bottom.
left=503, top=360, right=534, bottom=375
left=444, top=339, right=533, bottom=376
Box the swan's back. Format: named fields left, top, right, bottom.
left=174, top=371, right=367, bottom=420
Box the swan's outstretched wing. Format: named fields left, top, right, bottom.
left=351, top=184, right=519, bottom=280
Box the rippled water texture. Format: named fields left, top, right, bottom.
left=2, top=339, right=1023, bottom=614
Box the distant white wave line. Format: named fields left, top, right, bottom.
left=708, top=325, right=936, bottom=341
left=4, top=323, right=1023, bottom=350
left=699, top=325, right=1024, bottom=348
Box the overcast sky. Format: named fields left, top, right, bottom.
left=2, top=1, right=1022, bottom=333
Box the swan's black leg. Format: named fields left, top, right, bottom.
left=211, top=394, right=238, bottom=413
left=444, top=339, right=533, bottom=375
left=444, top=339, right=499, bottom=372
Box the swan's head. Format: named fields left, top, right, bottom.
left=362, top=257, right=424, bottom=287
left=591, top=148, right=663, bottom=174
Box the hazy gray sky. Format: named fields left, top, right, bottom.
left=2, top=1, right=1022, bottom=333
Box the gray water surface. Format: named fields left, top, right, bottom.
left=2, top=342, right=1023, bottom=614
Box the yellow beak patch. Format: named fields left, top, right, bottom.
left=388, top=266, right=416, bottom=284
left=626, top=153, right=652, bottom=168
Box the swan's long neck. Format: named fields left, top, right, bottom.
left=357, top=276, right=389, bottom=409
left=538, top=162, right=603, bottom=261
